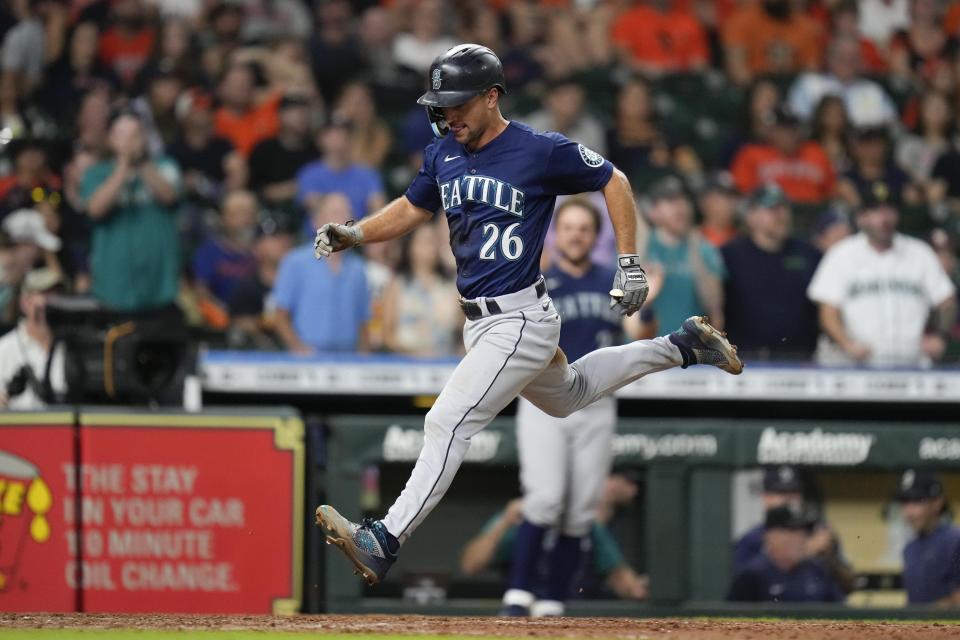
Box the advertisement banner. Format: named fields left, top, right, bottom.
left=0, top=413, right=76, bottom=613
left=77, top=412, right=303, bottom=614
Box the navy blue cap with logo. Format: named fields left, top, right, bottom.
left=896, top=469, right=944, bottom=502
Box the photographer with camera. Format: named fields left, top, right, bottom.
left=0, top=268, right=65, bottom=409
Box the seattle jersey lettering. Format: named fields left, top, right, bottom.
left=438, top=175, right=525, bottom=217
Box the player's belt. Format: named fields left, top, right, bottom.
left=459, top=277, right=548, bottom=321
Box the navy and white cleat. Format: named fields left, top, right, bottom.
left=668, top=315, right=743, bottom=375
left=315, top=505, right=398, bottom=585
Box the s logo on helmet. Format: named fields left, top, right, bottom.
left=432, top=68, right=442, bottom=90
left=578, top=144, right=604, bottom=168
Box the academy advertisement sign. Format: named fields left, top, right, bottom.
left=756, top=427, right=875, bottom=465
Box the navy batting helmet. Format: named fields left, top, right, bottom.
left=418, top=44, right=506, bottom=138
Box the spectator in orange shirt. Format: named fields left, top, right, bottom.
left=612, top=0, right=709, bottom=75
left=214, top=63, right=281, bottom=158
left=731, top=106, right=835, bottom=203
left=97, top=0, right=156, bottom=89
left=723, top=0, right=822, bottom=85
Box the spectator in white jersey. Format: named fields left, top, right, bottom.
left=807, top=181, right=957, bottom=367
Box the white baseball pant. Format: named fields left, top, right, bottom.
left=382, top=281, right=681, bottom=543
left=516, top=396, right=617, bottom=538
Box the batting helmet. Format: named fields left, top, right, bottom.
left=418, top=44, right=506, bottom=138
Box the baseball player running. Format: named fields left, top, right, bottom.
left=504, top=198, right=650, bottom=617
left=314, top=44, right=742, bottom=586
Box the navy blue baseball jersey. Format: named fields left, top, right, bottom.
left=404, top=122, right=614, bottom=299
left=545, top=263, right=623, bottom=362
left=727, top=554, right=845, bottom=603
left=903, top=522, right=960, bottom=604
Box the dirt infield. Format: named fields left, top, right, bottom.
left=2, top=614, right=960, bottom=639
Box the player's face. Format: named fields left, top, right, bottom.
left=441, top=89, right=498, bottom=148
left=901, top=498, right=942, bottom=533
left=554, top=206, right=598, bottom=266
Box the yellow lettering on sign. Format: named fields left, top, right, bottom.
left=1, top=480, right=25, bottom=515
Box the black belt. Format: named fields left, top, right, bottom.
left=460, top=278, right=547, bottom=321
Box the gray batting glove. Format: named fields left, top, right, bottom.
left=314, top=221, right=363, bottom=259
left=609, top=254, right=648, bottom=317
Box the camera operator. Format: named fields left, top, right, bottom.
left=0, top=268, right=65, bottom=409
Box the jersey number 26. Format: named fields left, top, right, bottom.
left=480, top=222, right=524, bottom=261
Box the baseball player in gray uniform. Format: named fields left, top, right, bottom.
left=314, top=44, right=742, bottom=586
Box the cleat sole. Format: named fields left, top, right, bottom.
left=315, top=506, right=381, bottom=586
left=691, top=316, right=744, bottom=375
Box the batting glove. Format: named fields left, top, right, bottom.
left=315, top=221, right=363, bottom=259
left=609, top=254, right=649, bottom=317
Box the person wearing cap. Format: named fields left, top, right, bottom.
left=721, top=183, right=821, bottom=360
left=698, top=171, right=739, bottom=248
left=731, top=105, right=835, bottom=204
left=1, top=208, right=63, bottom=288
left=734, top=466, right=805, bottom=572
left=0, top=268, right=66, bottom=410
left=296, top=116, right=386, bottom=237
left=733, top=466, right=854, bottom=593
left=896, top=469, right=960, bottom=606
left=248, top=92, right=318, bottom=214
left=808, top=181, right=956, bottom=367
left=643, top=176, right=725, bottom=332
left=727, top=503, right=846, bottom=602
left=80, top=110, right=182, bottom=313
left=837, top=126, right=921, bottom=209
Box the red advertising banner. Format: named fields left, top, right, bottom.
left=78, top=412, right=303, bottom=614
left=0, top=413, right=76, bottom=613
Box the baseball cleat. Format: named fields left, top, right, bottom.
left=668, top=316, right=743, bottom=375
left=315, top=505, right=398, bottom=585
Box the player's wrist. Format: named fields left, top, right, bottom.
left=617, top=254, right=642, bottom=269
left=346, top=220, right=364, bottom=246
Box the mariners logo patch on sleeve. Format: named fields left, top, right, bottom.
left=578, top=144, right=604, bottom=167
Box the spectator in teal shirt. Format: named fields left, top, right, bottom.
left=81, top=111, right=182, bottom=312
left=643, top=177, right=725, bottom=332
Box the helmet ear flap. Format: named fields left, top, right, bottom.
left=425, top=106, right=449, bottom=138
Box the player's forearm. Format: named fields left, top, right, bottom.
left=357, top=196, right=433, bottom=244
left=602, top=169, right=638, bottom=256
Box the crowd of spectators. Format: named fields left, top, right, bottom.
left=1, top=0, right=959, bottom=368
